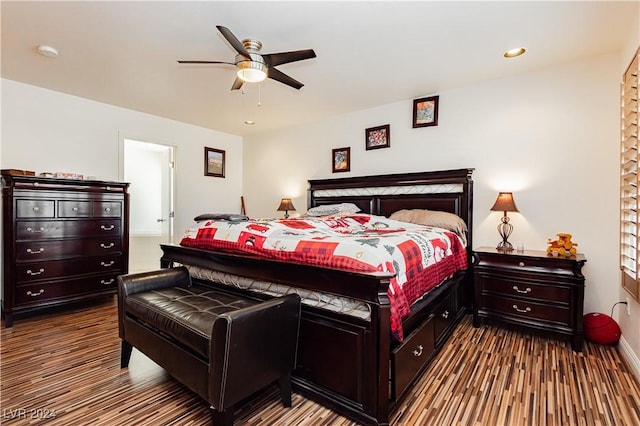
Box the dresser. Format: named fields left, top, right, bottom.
left=1, top=175, right=129, bottom=327
left=473, top=247, right=586, bottom=351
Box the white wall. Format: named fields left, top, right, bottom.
left=244, top=53, right=638, bottom=360
left=1, top=79, right=243, bottom=241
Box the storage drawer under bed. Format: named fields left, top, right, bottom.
left=391, top=315, right=435, bottom=399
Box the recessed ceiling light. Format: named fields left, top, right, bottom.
left=504, top=47, right=526, bottom=58
left=37, top=45, right=59, bottom=58
left=244, top=120, right=255, bottom=125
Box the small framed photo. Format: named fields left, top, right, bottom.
left=412, top=95, right=439, bottom=128
left=365, top=124, right=390, bottom=150
left=204, top=147, right=225, bottom=178
left=332, top=147, right=350, bottom=173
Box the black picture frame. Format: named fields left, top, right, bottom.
left=204, top=147, right=225, bottom=178
left=332, top=147, right=350, bottom=173
left=365, top=124, right=391, bottom=150
left=412, top=95, right=439, bottom=128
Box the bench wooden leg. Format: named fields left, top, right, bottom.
left=120, top=341, right=133, bottom=368
left=210, top=407, right=233, bottom=426
left=278, top=373, right=292, bottom=407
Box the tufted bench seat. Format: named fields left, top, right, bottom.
left=117, top=267, right=301, bottom=425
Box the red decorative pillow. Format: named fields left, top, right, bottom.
left=583, top=313, right=621, bottom=345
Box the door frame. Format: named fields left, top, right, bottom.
left=118, top=133, right=176, bottom=244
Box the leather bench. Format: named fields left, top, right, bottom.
left=117, top=266, right=301, bottom=425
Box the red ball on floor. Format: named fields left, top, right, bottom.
left=583, top=313, right=621, bottom=345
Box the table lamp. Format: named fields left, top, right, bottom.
left=490, top=192, right=519, bottom=251
left=277, top=198, right=296, bottom=219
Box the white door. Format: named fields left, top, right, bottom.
left=122, top=138, right=175, bottom=273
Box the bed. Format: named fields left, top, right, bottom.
left=160, top=168, right=474, bottom=426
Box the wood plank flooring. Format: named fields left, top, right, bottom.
left=2, top=297, right=639, bottom=425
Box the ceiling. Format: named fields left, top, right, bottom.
left=1, top=1, right=636, bottom=137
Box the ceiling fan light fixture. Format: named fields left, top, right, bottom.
left=236, top=60, right=267, bottom=83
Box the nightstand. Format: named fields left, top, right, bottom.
left=473, top=247, right=586, bottom=352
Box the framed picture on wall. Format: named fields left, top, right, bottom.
left=365, top=124, right=390, bottom=150
left=204, top=147, right=225, bottom=178
left=412, top=95, right=439, bottom=128
left=332, top=147, right=350, bottom=173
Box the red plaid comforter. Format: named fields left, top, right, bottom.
left=180, top=214, right=467, bottom=341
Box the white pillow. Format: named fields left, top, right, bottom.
left=306, top=203, right=361, bottom=217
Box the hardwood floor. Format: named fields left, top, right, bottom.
left=2, top=297, right=639, bottom=425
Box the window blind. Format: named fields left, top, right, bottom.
left=621, top=47, right=640, bottom=301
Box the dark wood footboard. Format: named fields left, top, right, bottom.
left=160, top=244, right=469, bottom=425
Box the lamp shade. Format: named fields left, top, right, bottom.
left=277, top=198, right=296, bottom=212
left=490, top=192, right=519, bottom=213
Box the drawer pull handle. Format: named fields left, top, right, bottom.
left=512, top=286, right=532, bottom=294
left=100, top=243, right=115, bottom=249
left=518, top=261, right=525, bottom=267
left=26, top=268, right=45, bottom=276
left=100, top=225, right=115, bottom=231
left=26, top=248, right=44, bottom=254
left=100, top=261, right=115, bottom=267
left=101, top=279, right=115, bottom=285
left=72, top=206, right=79, bottom=212
left=441, top=310, right=449, bottom=319
left=104, top=207, right=112, bottom=213
left=27, top=289, right=45, bottom=297
left=33, top=206, right=40, bottom=212
left=412, top=344, right=424, bottom=357
left=26, top=226, right=45, bottom=233
left=512, top=304, right=531, bottom=313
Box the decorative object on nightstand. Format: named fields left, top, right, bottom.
left=473, top=247, right=587, bottom=351
left=547, top=233, right=578, bottom=257
left=490, top=192, right=519, bottom=251
left=277, top=198, right=296, bottom=218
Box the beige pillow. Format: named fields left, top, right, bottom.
left=389, top=209, right=467, bottom=246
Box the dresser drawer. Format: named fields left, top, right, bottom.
left=482, top=254, right=552, bottom=270
left=15, top=273, right=119, bottom=305
left=434, top=290, right=457, bottom=343
left=58, top=200, right=91, bottom=217
left=16, top=238, right=122, bottom=261
left=479, top=294, right=571, bottom=326
left=16, top=219, right=122, bottom=240
left=93, top=201, right=122, bottom=217
left=15, top=255, right=124, bottom=283
left=475, top=251, right=583, bottom=278
left=479, top=275, right=571, bottom=304
left=392, top=316, right=435, bottom=398
left=16, top=200, right=55, bottom=218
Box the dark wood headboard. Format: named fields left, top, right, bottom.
left=308, top=168, right=474, bottom=249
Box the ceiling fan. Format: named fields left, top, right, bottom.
left=178, top=26, right=316, bottom=90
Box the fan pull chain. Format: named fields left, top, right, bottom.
left=257, top=83, right=262, bottom=107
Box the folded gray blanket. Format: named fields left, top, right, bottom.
left=194, top=213, right=249, bottom=222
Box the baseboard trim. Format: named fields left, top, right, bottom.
left=619, top=336, right=640, bottom=382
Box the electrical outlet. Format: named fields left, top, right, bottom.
left=626, top=296, right=631, bottom=316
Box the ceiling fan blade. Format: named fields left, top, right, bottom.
left=177, top=60, right=234, bottom=65
left=268, top=67, right=304, bottom=90
left=216, top=25, right=251, bottom=60
left=230, top=76, right=244, bottom=91
left=263, top=49, right=316, bottom=67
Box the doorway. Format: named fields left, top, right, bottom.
left=122, top=138, right=175, bottom=273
